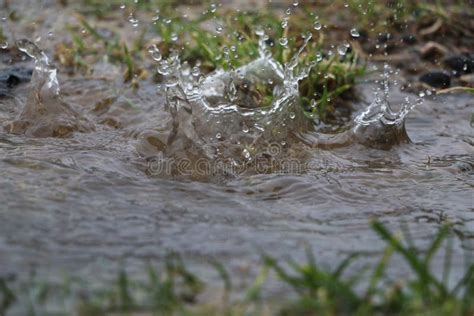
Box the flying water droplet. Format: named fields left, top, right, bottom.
left=279, top=37, right=288, bottom=46
left=242, top=148, right=251, bottom=159
left=148, top=45, right=162, bottom=61
left=191, top=66, right=200, bottom=77
left=314, top=21, right=322, bottom=31
left=337, top=43, right=350, bottom=56
left=210, top=3, right=217, bottom=13
left=315, top=51, right=323, bottom=62
left=350, top=28, right=360, bottom=38
left=128, top=14, right=139, bottom=27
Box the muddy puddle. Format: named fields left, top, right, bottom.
left=0, top=0, right=473, bottom=305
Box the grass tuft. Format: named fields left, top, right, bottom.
left=1, top=221, right=472, bottom=315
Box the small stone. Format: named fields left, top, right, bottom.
left=443, top=55, right=473, bottom=75
left=419, top=41, right=448, bottom=60
left=419, top=72, right=451, bottom=88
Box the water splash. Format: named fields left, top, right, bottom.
left=137, top=34, right=421, bottom=177
left=5, top=40, right=93, bottom=137
left=352, top=65, right=422, bottom=149
left=137, top=32, right=320, bottom=171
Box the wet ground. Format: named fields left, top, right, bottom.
left=0, top=0, right=473, bottom=302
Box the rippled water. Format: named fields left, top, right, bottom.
left=0, top=0, right=473, bottom=299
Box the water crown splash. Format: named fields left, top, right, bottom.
left=352, top=65, right=422, bottom=149
left=6, top=40, right=93, bottom=137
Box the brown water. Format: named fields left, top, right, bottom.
left=0, top=0, right=473, bottom=301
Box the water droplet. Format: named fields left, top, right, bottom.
left=128, top=14, right=139, bottom=27
left=242, top=149, right=251, bottom=159
left=315, top=51, right=323, bottom=62
left=216, top=25, right=223, bottom=34
left=0, top=41, right=8, bottom=49
left=242, top=124, right=249, bottom=133
left=216, top=133, right=222, bottom=139
left=148, top=45, right=162, bottom=61
left=210, top=3, right=217, bottom=13
left=337, top=43, right=349, bottom=56
left=191, top=66, right=200, bottom=77
left=279, top=37, right=288, bottom=46
left=292, top=0, right=299, bottom=6
left=171, top=33, right=178, bottom=42
left=350, top=28, right=360, bottom=38
left=289, top=112, right=296, bottom=119
left=314, top=21, right=322, bottom=31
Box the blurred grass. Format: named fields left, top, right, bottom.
left=1, top=221, right=472, bottom=315
left=51, top=0, right=372, bottom=123
left=54, top=0, right=468, bottom=123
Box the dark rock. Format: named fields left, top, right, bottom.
left=377, top=32, right=392, bottom=43
left=0, top=67, right=32, bottom=85
left=443, top=55, right=473, bottom=75
left=419, top=72, right=451, bottom=88
left=401, top=34, right=417, bottom=45
left=0, top=66, right=33, bottom=98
